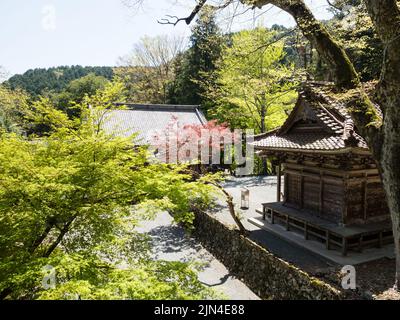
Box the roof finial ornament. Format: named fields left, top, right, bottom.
left=343, top=118, right=358, bottom=147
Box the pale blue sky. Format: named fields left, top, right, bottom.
left=0, top=0, right=332, bottom=77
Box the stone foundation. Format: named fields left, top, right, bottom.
left=193, top=210, right=343, bottom=300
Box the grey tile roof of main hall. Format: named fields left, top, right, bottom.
left=101, top=104, right=207, bottom=144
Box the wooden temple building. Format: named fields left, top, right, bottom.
left=252, top=82, right=393, bottom=256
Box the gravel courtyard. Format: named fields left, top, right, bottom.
left=136, top=211, right=260, bottom=300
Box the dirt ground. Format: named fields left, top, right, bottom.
left=308, top=257, right=398, bottom=299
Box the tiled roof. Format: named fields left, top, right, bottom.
left=252, top=82, right=373, bottom=152
left=254, top=133, right=347, bottom=150
left=101, top=104, right=207, bottom=144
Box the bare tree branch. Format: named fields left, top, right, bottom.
left=158, top=0, right=209, bottom=25
left=326, top=0, right=341, bottom=12
left=0, top=66, right=9, bottom=83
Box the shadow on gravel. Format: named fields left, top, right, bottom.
left=147, top=225, right=214, bottom=267
left=200, top=273, right=233, bottom=287
left=147, top=225, right=198, bottom=253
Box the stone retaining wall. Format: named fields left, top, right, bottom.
left=193, top=210, right=343, bottom=300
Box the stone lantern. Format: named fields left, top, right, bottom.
left=241, top=188, right=250, bottom=210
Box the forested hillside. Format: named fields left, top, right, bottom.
left=5, top=66, right=114, bottom=97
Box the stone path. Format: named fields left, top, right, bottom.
left=136, top=211, right=260, bottom=300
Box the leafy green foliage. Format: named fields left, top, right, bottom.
left=25, top=74, right=112, bottom=136
left=207, top=27, right=298, bottom=134
left=326, top=1, right=383, bottom=81
left=0, top=85, right=29, bottom=133
left=0, top=81, right=219, bottom=300
left=51, top=73, right=110, bottom=118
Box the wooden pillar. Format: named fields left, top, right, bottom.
left=319, top=171, right=324, bottom=214
left=283, top=172, right=288, bottom=204
left=342, top=238, right=348, bottom=257
left=378, top=232, right=383, bottom=248
left=304, top=222, right=309, bottom=240
left=342, top=175, right=349, bottom=225
left=363, top=173, right=368, bottom=221
left=276, top=164, right=282, bottom=202
left=326, top=231, right=331, bottom=250
left=300, top=175, right=304, bottom=209
left=358, top=235, right=364, bottom=253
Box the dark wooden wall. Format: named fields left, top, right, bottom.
left=322, top=180, right=343, bottom=223
left=346, top=177, right=389, bottom=225
left=282, top=153, right=390, bottom=226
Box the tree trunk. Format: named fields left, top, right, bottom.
left=244, top=1, right=382, bottom=142
left=43, top=216, right=76, bottom=258
left=0, top=288, right=12, bottom=300
left=28, top=223, right=54, bottom=254
left=260, top=104, right=266, bottom=134
left=244, top=0, right=360, bottom=89
left=207, top=182, right=248, bottom=235
left=380, top=120, right=400, bottom=289
left=0, top=215, right=77, bottom=300
left=363, top=0, right=400, bottom=289
left=260, top=103, right=268, bottom=175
